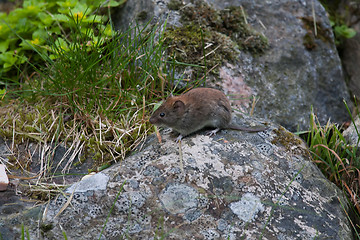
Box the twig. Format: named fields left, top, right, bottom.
left=240, top=6, right=248, bottom=25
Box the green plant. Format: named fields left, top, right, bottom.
left=0, top=88, right=5, bottom=99
left=0, top=7, right=207, bottom=198
left=330, top=20, right=356, bottom=44
left=301, top=105, right=360, bottom=237
left=0, top=0, right=125, bottom=80
left=1, top=18, right=169, bottom=166
left=319, top=0, right=357, bottom=46
left=21, top=223, right=30, bottom=240
left=307, top=114, right=349, bottom=184
left=0, top=0, right=211, bottom=206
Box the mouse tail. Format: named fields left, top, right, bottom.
left=228, top=123, right=268, bottom=132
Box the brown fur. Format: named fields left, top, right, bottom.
left=149, top=88, right=265, bottom=138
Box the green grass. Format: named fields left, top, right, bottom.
left=0, top=6, right=206, bottom=201
left=10, top=18, right=169, bottom=112
left=0, top=18, right=161, bottom=183
left=298, top=104, right=360, bottom=237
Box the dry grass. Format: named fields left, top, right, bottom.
left=0, top=96, right=153, bottom=200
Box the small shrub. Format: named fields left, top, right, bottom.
left=0, top=0, right=125, bottom=81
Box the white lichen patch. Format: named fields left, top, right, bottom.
left=182, top=135, right=250, bottom=176
left=66, top=172, right=110, bottom=193
left=159, top=183, right=199, bottom=214
left=229, top=193, right=264, bottom=222
left=183, top=145, right=224, bottom=172
left=201, top=228, right=220, bottom=239
left=294, top=218, right=318, bottom=238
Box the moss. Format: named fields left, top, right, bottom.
left=22, top=183, right=63, bottom=202
left=301, top=16, right=333, bottom=50
left=167, top=0, right=183, bottom=11
left=271, top=126, right=303, bottom=151
left=180, top=1, right=221, bottom=27
left=40, top=223, right=54, bottom=232
left=164, top=1, right=268, bottom=78
left=219, top=6, right=268, bottom=53
left=164, top=24, right=209, bottom=63
left=164, top=24, right=237, bottom=77
left=178, top=2, right=268, bottom=53
left=303, top=33, right=317, bottom=50
left=93, top=151, right=102, bottom=161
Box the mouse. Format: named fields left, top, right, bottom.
left=149, top=87, right=267, bottom=141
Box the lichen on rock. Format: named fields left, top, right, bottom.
left=19, top=120, right=349, bottom=239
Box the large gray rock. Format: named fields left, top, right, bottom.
left=343, top=32, right=360, bottom=99
left=115, top=0, right=351, bottom=131
left=339, top=0, right=360, bottom=100
left=0, top=117, right=352, bottom=239
left=0, top=1, right=354, bottom=239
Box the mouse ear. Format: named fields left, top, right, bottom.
left=173, top=100, right=185, bottom=111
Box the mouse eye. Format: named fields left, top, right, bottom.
left=160, top=112, right=165, bottom=117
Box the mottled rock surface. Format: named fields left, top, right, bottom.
left=0, top=116, right=352, bottom=239
left=343, top=115, right=360, bottom=147
left=115, top=0, right=350, bottom=131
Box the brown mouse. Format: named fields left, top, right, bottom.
left=149, top=88, right=267, bottom=141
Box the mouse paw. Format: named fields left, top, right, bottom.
left=206, top=128, right=220, bottom=137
